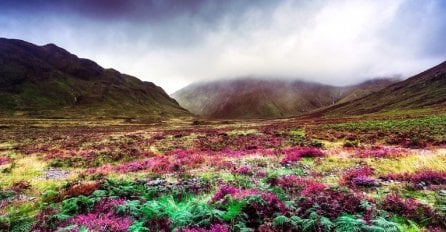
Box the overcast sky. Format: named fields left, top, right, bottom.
left=1, top=0, right=445, bottom=93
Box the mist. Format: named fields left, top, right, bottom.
left=1, top=0, right=445, bottom=93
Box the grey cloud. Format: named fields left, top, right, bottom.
left=0, top=0, right=445, bottom=93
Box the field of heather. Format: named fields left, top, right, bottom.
left=1, top=115, right=446, bottom=232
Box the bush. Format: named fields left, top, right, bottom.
left=296, top=189, right=365, bottom=219
left=351, top=176, right=378, bottom=188
left=280, top=147, right=325, bottom=165
left=343, top=140, right=359, bottom=148
left=341, top=166, right=374, bottom=187
left=380, top=194, right=438, bottom=226
left=60, top=182, right=101, bottom=200
left=275, top=175, right=326, bottom=196
left=382, top=170, right=446, bottom=187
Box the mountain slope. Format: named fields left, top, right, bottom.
left=336, top=78, right=400, bottom=104
left=172, top=78, right=396, bottom=119
left=317, top=61, right=446, bottom=116
left=0, top=38, right=189, bottom=118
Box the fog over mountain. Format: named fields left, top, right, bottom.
left=172, top=77, right=398, bottom=119
left=1, top=0, right=446, bottom=93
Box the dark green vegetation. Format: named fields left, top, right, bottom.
left=172, top=78, right=396, bottom=119
left=310, top=114, right=446, bottom=146
left=0, top=38, right=190, bottom=119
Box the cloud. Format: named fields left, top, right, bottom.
left=1, top=0, right=445, bottom=93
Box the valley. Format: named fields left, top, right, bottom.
left=1, top=109, right=445, bottom=231
left=1, top=39, right=445, bottom=232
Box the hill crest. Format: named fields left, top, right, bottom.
left=0, top=38, right=190, bottom=119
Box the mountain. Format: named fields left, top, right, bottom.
left=315, top=61, right=446, bottom=116
left=0, top=38, right=190, bottom=119
left=172, top=77, right=396, bottom=119
left=335, top=78, right=400, bottom=104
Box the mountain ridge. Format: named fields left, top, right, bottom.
left=172, top=77, right=397, bottom=119
left=313, top=60, right=446, bottom=116
left=0, top=38, right=190, bottom=119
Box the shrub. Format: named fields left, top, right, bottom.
left=60, top=182, right=101, bottom=199
left=296, top=189, right=365, bottom=219
left=334, top=214, right=401, bottom=232
left=210, top=186, right=265, bottom=204
left=233, top=194, right=287, bottom=228
left=0, top=156, right=11, bottom=165
left=180, top=224, right=230, bottom=232
left=272, top=215, right=303, bottom=231
left=403, top=137, right=427, bottom=148
left=275, top=175, right=326, bottom=196
left=280, top=147, right=324, bottom=165
left=382, top=170, right=446, bottom=187
left=61, top=212, right=132, bottom=232
left=234, top=166, right=252, bottom=175
left=56, top=198, right=131, bottom=232
left=298, top=148, right=325, bottom=158
left=343, top=140, right=359, bottom=148
left=11, top=180, right=31, bottom=193
left=341, top=166, right=374, bottom=187
left=353, top=147, right=407, bottom=158
left=210, top=186, right=288, bottom=229
left=380, top=194, right=437, bottom=226
left=351, top=176, right=378, bottom=188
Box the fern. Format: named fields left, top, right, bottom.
left=139, top=200, right=167, bottom=220
left=272, top=215, right=291, bottom=227
left=189, top=201, right=224, bottom=226
left=233, top=221, right=253, bottom=232
left=390, top=216, right=421, bottom=232
left=402, top=220, right=422, bottom=232
left=7, top=203, right=35, bottom=232
left=302, top=218, right=318, bottom=231
left=9, top=217, right=33, bottom=232
left=335, top=214, right=403, bottom=232
left=51, top=212, right=72, bottom=222
left=79, top=226, right=89, bottom=232
left=128, top=221, right=149, bottom=232
left=161, top=196, right=194, bottom=228
left=60, top=195, right=96, bottom=216
left=56, top=225, right=77, bottom=232
left=222, top=199, right=246, bottom=221
left=435, top=190, right=446, bottom=214
left=368, top=217, right=402, bottom=232
left=272, top=215, right=302, bottom=229
left=320, top=215, right=335, bottom=231
left=299, top=210, right=334, bottom=231
left=335, top=214, right=366, bottom=232
left=124, top=194, right=222, bottom=230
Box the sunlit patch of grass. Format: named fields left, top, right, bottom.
left=400, top=189, right=437, bottom=205
left=367, top=151, right=446, bottom=175
left=318, top=175, right=340, bottom=185
left=290, top=128, right=305, bottom=136
left=267, top=167, right=295, bottom=176
left=0, top=156, right=45, bottom=188
left=227, top=129, right=257, bottom=136
left=236, top=155, right=275, bottom=168
left=312, top=155, right=358, bottom=175
left=0, top=155, right=78, bottom=196
left=218, top=172, right=236, bottom=182
left=316, top=140, right=344, bottom=149
left=0, top=142, right=17, bottom=150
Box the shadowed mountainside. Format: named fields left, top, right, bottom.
left=315, top=61, right=446, bottom=116
left=0, top=38, right=190, bottom=119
